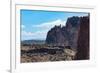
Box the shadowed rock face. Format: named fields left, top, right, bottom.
left=65, top=17, right=80, bottom=49
left=76, top=16, right=89, bottom=60
left=46, top=16, right=80, bottom=49
left=46, top=25, right=69, bottom=46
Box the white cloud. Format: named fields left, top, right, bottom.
left=21, top=25, right=25, bottom=29
left=22, top=30, right=47, bottom=40
left=22, top=31, right=34, bottom=36
left=32, top=19, right=66, bottom=30
left=22, top=19, right=66, bottom=40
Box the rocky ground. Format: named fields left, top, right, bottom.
left=21, top=45, right=76, bottom=63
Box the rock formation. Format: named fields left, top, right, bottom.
left=46, top=16, right=89, bottom=60
left=75, top=16, right=89, bottom=60
left=46, top=16, right=80, bottom=49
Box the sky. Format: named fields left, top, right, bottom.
left=21, top=9, right=89, bottom=41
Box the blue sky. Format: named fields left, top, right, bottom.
left=21, top=9, right=89, bottom=41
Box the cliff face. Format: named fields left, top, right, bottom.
left=76, top=16, right=89, bottom=60
left=46, top=16, right=89, bottom=60
left=46, top=25, right=68, bottom=46
left=46, top=16, right=80, bottom=49
left=65, top=17, right=80, bottom=49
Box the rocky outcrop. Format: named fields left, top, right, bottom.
left=46, top=16, right=80, bottom=49
left=65, top=17, right=80, bottom=49
left=46, top=16, right=89, bottom=60
left=46, top=25, right=69, bottom=46
left=75, top=16, right=89, bottom=60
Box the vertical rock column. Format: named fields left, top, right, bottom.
left=76, top=16, right=89, bottom=60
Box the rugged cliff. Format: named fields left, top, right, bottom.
left=76, top=16, right=89, bottom=60
left=46, top=16, right=89, bottom=60
left=46, top=16, right=80, bottom=49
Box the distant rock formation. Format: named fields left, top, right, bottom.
left=75, top=16, right=89, bottom=60
left=46, top=16, right=80, bottom=49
